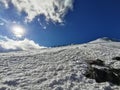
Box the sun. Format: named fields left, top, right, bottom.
left=11, top=25, right=25, bottom=38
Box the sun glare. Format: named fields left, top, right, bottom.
left=12, top=25, right=25, bottom=38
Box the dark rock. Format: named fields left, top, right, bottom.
left=0, top=87, right=7, bottom=90
left=86, top=59, right=105, bottom=66
left=3, top=80, right=19, bottom=86
left=37, top=78, right=47, bottom=84
left=112, top=57, right=120, bottom=61
left=104, top=86, right=112, bottom=90
left=85, top=66, right=120, bottom=85
left=70, top=73, right=78, bottom=82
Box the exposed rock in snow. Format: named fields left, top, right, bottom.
left=0, top=38, right=120, bottom=90
left=85, top=59, right=120, bottom=85
left=112, top=56, right=120, bottom=61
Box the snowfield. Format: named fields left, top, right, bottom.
left=0, top=38, right=120, bottom=90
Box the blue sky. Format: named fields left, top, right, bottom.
left=0, top=0, right=120, bottom=47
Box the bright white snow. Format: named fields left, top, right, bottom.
left=0, top=38, right=120, bottom=90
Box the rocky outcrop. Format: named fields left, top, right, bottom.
left=85, top=58, right=120, bottom=85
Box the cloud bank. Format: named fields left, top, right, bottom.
left=0, top=0, right=74, bottom=23
left=0, top=36, right=45, bottom=52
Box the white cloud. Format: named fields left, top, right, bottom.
left=0, top=35, right=45, bottom=52
left=0, top=22, right=4, bottom=26
left=0, top=0, right=74, bottom=23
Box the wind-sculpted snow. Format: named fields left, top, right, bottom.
left=0, top=39, right=120, bottom=90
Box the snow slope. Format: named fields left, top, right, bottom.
left=0, top=38, right=120, bottom=90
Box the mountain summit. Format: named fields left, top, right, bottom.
left=89, top=37, right=120, bottom=43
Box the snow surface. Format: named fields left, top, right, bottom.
left=0, top=38, right=120, bottom=90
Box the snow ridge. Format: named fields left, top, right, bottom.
left=90, top=37, right=120, bottom=43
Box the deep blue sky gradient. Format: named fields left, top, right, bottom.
left=0, top=0, right=120, bottom=47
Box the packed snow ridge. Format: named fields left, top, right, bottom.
left=0, top=38, right=120, bottom=90
left=89, top=37, right=120, bottom=43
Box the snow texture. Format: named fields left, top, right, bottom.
left=0, top=38, right=120, bottom=90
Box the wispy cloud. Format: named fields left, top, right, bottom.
left=0, top=17, right=7, bottom=27
left=0, top=0, right=74, bottom=23
left=0, top=17, right=12, bottom=26
left=0, top=35, right=45, bottom=52
left=0, top=17, right=8, bottom=24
